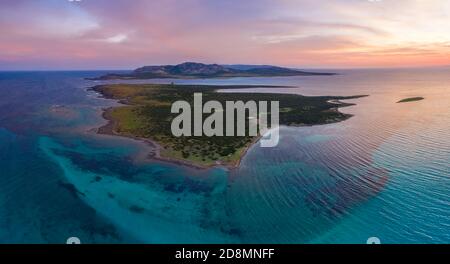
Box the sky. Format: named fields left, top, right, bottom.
left=1, top=0, right=450, bottom=70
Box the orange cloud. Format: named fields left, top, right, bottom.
left=1, top=0, right=450, bottom=69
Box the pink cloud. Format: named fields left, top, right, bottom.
left=1, top=0, right=450, bottom=69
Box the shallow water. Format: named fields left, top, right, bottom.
left=0, top=69, right=448, bottom=243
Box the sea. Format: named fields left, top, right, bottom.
left=0, top=68, right=448, bottom=243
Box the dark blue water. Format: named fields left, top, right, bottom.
left=0, top=70, right=449, bottom=243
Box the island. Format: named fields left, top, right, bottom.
left=91, top=83, right=366, bottom=169
left=397, top=97, right=424, bottom=103
left=87, top=62, right=336, bottom=80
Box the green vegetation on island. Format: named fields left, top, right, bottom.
left=92, top=83, right=365, bottom=168
left=397, top=97, right=424, bottom=103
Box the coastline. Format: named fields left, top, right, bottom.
left=92, top=85, right=366, bottom=170
left=97, top=107, right=220, bottom=170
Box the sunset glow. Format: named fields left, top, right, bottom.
left=1, top=0, right=450, bottom=70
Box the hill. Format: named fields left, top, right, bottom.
left=88, top=62, right=335, bottom=80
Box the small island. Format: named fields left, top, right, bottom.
left=92, top=83, right=366, bottom=169
left=87, top=62, right=335, bottom=80
left=397, top=97, right=424, bottom=103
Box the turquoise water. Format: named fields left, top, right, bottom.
left=0, top=69, right=448, bottom=243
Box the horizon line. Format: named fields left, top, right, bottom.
left=0, top=63, right=449, bottom=72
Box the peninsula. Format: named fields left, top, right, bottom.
left=92, top=83, right=366, bottom=169
left=88, top=62, right=336, bottom=80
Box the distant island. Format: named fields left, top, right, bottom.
left=87, top=62, right=336, bottom=80
left=91, top=83, right=366, bottom=169
left=397, top=97, right=424, bottom=103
